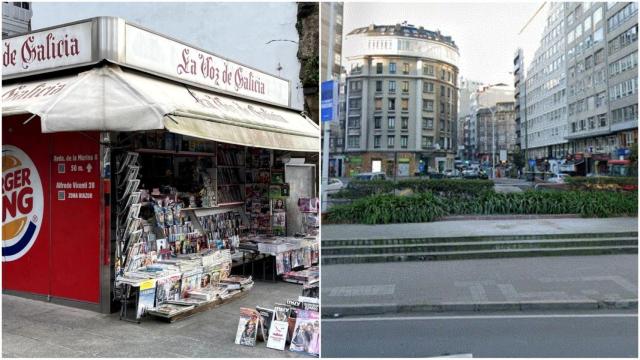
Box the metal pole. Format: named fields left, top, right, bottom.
left=492, top=108, right=496, bottom=179
left=321, top=2, right=335, bottom=213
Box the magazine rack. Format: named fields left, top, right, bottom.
left=118, top=282, right=141, bottom=324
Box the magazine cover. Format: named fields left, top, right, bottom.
left=136, top=279, right=157, bottom=319
left=180, top=268, right=203, bottom=298
left=155, top=273, right=181, bottom=305
left=256, top=306, right=275, bottom=342
left=288, top=309, right=320, bottom=356
left=266, top=319, right=289, bottom=351
left=273, top=303, right=290, bottom=321
left=234, top=307, right=260, bottom=347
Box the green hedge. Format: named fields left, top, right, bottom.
left=565, top=176, right=638, bottom=188
left=333, top=179, right=494, bottom=198
left=326, top=190, right=638, bottom=224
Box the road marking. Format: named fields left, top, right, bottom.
left=323, top=313, right=638, bottom=322
left=327, top=284, right=396, bottom=297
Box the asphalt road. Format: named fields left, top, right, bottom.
left=321, top=310, right=638, bottom=358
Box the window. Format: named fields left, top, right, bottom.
left=585, top=55, right=593, bottom=70
left=423, top=117, right=434, bottom=129
left=584, top=16, right=591, bottom=32
left=401, top=116, right=409, bottom=129
left=375, top=80, right=383, bottom=92
left=440, top=85, right=445, bottom=96
left=388, top=116, right=396, bottom=129
left=348, top=135, right=360, bottom=148
left=389, top=62, right=397, bottom=74
left=402, top=81, right=409, bottom=93
left=403, top=63, right=410, bottom=75
left=596, top=91, right=606, bottom=108
left=447, top=88, right=451, bottom=98
left=349, top=81, right=362, bottom=91
left=389, top=80, right=396, bottom=93
left=440, top=69, right=446, bottom=80
left=349, top=98, right=361, bottom=109
left=608, top=2, right=638, bottom=32
left=599, top=113, right=607, bottom=127
left=580, top=119, right=586, bottom=130
left=375, top=98, right=382, bottom=111
left=374, top=135, right=381, bottom=148
left=423, top=99, right=434, bottom=112
left=608, top=25, right=638, bottom=54
left=387, top=135, right=395, bottom=148
left=374, top=116, right=382, bottom=129
left=594, top=49, right=604, bottom=65
left=348, top=116, right=360, bottom=128
left=609, top=52, right=638, bottom=76
left=576, top=23, right=583, bottom=38
left=609, top=78, right=638, bottom=100
left=388, top=98, right=396, bottom=110
left=439, top=119, right=445, bottom=132
left=572, top=122, right=577, bottom=133
left=593, top=6, right=603, bottom=24
left=376, top=63, right=383, bottom=74
left=593, top=26, right=603, bottom=43
left=612, top=104, right=638, bottom=124
left=423, top=64, right=434, bottom=76
left=401, top=99, right=409, bottom=111
left=422, top=136, right=433, bottom=148
left=400, top=135, right=408, bottom=148
left=588, top=116, right=595, bottom=129
left=423, top=82, right=434, bottom=93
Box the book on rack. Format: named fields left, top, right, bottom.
left=288, top=309, right=320, bottom=356
left=256, top=306, right=274, bottom=342
left=235, top=307, right=260, bottom=347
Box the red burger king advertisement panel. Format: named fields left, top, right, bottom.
left=2, top=116, right=51, bottom=295
left=3, top=116, right=101, bottom=304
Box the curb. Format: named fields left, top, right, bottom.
left=321, top=299, right=638, bottom=318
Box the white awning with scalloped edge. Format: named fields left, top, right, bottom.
left=2, top=65, right=319, bottom=152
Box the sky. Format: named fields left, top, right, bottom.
left=31, top=2, right=305, bottom=110
left=343, top=1, right=549, bottom=86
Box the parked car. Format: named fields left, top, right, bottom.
left=444, top=169, right=459, bottom=178
left=353, top=172, right=387, bottom=181
left=462, top=169, right=478, bottom=179
left=325, top=178, right=345, bottom=195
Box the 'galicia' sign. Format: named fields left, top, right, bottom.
left=124, top=24, right=290, bottom=107
left=2, top=22, right=93, bottom=76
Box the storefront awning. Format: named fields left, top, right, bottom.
left=2, top=65, right=319, bottom=152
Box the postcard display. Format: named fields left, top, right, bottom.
left=113, top=132, right=318, bottom=321
left=235, top=297, right=319, bottom=356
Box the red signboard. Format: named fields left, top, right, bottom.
left=2, top=115, right=101, bottom=303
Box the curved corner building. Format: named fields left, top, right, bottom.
left=343, top=23, right=459, bottom=176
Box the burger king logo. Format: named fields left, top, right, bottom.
left=2, top=145, right=43, bottom=262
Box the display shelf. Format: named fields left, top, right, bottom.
left=134, top=149, right=216, bottom=157
left=217, top=201, right=245, bottom=207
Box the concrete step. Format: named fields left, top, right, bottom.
left=321, top=245, right=639, bottom=265
left=322, top=232, right=638, bottom=247
left=321, top=237, right=638, bottom=255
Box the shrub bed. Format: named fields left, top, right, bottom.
left=326, top=190, right=637, bottom=224
left=565, top=176, right=638, bottom=191
left=332, top=178, right=494, bottom=199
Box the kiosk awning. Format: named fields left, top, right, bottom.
left=2, top=65, right=319, bottom=152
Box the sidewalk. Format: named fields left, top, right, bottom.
left=2, top=282, right=304, bottom=358
left=322, top=254, right=638, bottom=316
left=322, top=217, right=638, bottom=241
